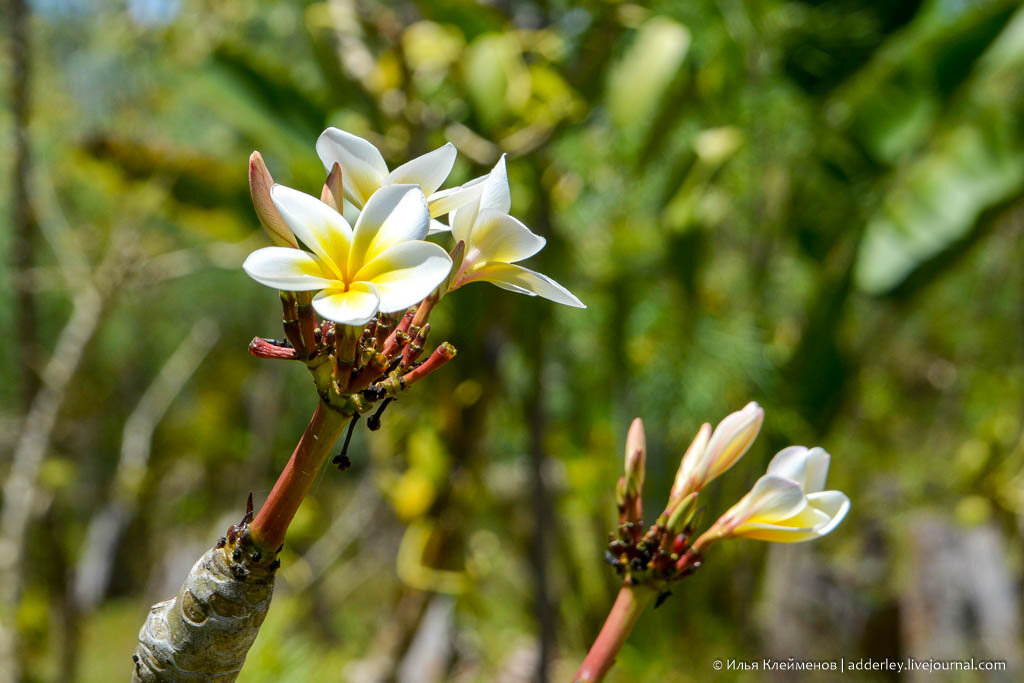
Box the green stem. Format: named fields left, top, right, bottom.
left=574, top=585, right=656, bottom=682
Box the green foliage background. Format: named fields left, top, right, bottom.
left=3, top=0, right=1024, bottom=680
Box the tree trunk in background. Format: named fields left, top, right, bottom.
left=901, top=515, right=1021, bottom=682
left=758, top=543, right=865, bottom=668
left=10, top=0, right=38, bottom=409
left=396, top=595, right=455, bottom=683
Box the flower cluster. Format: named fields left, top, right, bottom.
left=241, top=129, right=584, bottom=422
left=245, top=127, right=583, bottom=327
left=606, top=404, right=849, bottom=592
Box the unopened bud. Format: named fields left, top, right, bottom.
left=441, top=240, right=466, bottom=294
left=702, top=402, right=763, bottom=483
left=321, top=162, right=343, bottom=211
left=623, top=417, right=646, bottom=498
left=674, top=402, right=763, bottom=496
left=666, top=492, right=698, bottom=535
left=249, top=151, right=298, bottom=248
left=615, top=477, right=628, bottom=510
left=672, top=422, right=711, bottom=500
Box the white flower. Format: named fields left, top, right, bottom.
left=446, top=156, right=585, bottom=308
left=242, top=183, right=452, bottom=326
left=315, top=127, right=481, bottom=233
left=709, top=446, right=850, bottom=544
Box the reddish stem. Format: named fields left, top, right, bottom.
left=249, top=337, right=298, bottom=360
left=400, top=343, right=456, bottom=386
left=574, top=585, right=655, bottom=682
left=381, top=308, right=415, bottom=358
left=250, top=401, right=346, bottom=552
left=410, top=294, right=436, bottom=329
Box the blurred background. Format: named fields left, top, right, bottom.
left=2, top=0, right=1024, bottom=680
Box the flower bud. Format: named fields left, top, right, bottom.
left=671, top=422, right=711, bottom=500
left=702, top=402, right=763, bottom=482
left=666, top=491, right=698, bottom=536
left=249, top=151, right=298, bottom=248
left=623, top=417, right=646, bottom=498
left=320, top=162, right=343, bottom=211
left=673, top=403, right=763, bottom=497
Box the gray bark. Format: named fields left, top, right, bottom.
left=131, top=528, right=277, bottom=681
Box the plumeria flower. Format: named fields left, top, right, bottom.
left=445, top=156, right=585, bottom=308
left=315, top=127, right=481, bottom=232
left=671, top=402, right=764, bottom=500
left=242, top=183, right=452, bottom=326
left=701, top=446, right=850, bottom=545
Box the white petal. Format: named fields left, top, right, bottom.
left=311, top=282, right=380, bottom=326
left=242, top=247, right=336, bottom=291
left=767, top=446, right=831, bottom=493
left=384, top=143, right=457, bottom=196
left=802, top=448, right=832, bottom=493
left=270, top=184, right=352, bottom=280
left=450, top=204, right=475, bottom=246
left=766, top=446, right=810, bottom=484
left=728, top=474, right=807, bottom=525
left=448, top=157, right=510, bottom=242
left=479, top=154, right=511, bottom=214
left=729, top=522, right=824, bottom=543
left=467, top=210, right=545, bottom=265
left=428, top=175, right=486, bottom=218
left=806, top=490, right=850, bottom=535
left=315, top=127, right=389, bottom=207
left=342, top=198, right=361, bottom=226
left=491, top=280, right=536, bottom=295
left=354, top=241, right=453, bottom=312
left=427, top=218, right=452, bottom=235
left=349, top=185, right=430, bottom=274
left=460, top=262, right=585, bottom=308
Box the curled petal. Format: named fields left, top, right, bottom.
left=312, top=282, right=380, bottom=326
left=805, top=490, right=850, bottom=535
left=467, top=210, right=545, bottom=265
left=315, top=127, right=389, bottom=207
left=349, top=185, right=430, bottom=275
left=385, top=143, right=457, bottom=196
left=428, top=175, right=486, bottom=218
left=270, top=185, right=352, bottom=280
left=768, top=446, right=831, bottom=493
left=459, top=262, right=585, bottom=308
left=242, top=247, right=335, bottom=291
left=355, top=241, right=452, bottom=313
left=728, top=521, right=825, bottom=543
left=491, top=280, right=536, bottom=296
left=723, top=474, right=807, bottom=528
left=731, top=490, right=849, bottom=543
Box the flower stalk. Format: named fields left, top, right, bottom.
left=573, top=585, right=656, bottom=682
left=249, top=401, right=347, bottom=553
